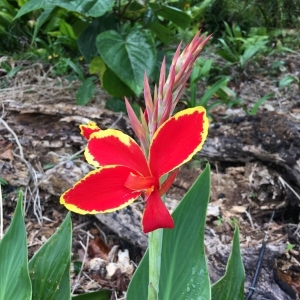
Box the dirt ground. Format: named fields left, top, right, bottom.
left=1, top=51, right=300, bottom=299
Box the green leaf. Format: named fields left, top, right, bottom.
left=199, top=77, right=230, bottom=107
left=102, top=68, right=134, bottom=97
left=77, top=13, right=118, bottom=62
left=211, top=226, right=245, bottom=300
left=127, top=164, right=211, bottom=299
left=147, top=22, right=173, bottom=45
left=250, top=93, right=274, bottom=115
left=28, top=213, right=72, bottom=300
left=240, top=43, right=266, bottom=67
left=0, top=191, right=32, bottom=300
left=76, top=77, right=96, bottom=105
left=217, top=39, right=238, bottom=62
left=15, top=0, right=113, bottom=19
left=89, top=56, right=106, bottom=79
left=63, top=58, right=85, bottom=81
left=150, top=3, right=191, bottom=29
left=0, top=11, right=13, bottom=26
left=53, top=260, right=71, bottom=300
left=32, top=7, right=55, bottom=43
left=6, top=65, right=22, bottom=77
left=59, top=19, right=77, bottom=40
left=96, top=29, right=156, bottom=95
left=72, top=290, right=111, bottom=300
left=279, top=75, right=299, bottom=88
left=105, top=97, right=126, bottom=113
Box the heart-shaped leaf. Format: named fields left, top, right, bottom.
left=15, top=0, right=113, bottom=19
left=96, top=29, right=156, bottom=95
left=78, top=14, right=118, bottom=62
left=76, top=77, right=96, bottom=105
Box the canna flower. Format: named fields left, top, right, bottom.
left=60, top=107, right=208, bottom=233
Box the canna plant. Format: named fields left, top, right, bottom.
left=0, top=191, right=111, bottom=300
left=61, top=32, right=245, bottom=300
left=0, top=32, right=245, bottom=300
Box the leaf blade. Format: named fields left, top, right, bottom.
left=28, top=213, right=72, bottom=300
left=0, top=191, right=32, bottom=300
left=211, top=226, right=245, bottom=300
left=96, top=29, right=156, bottom=95
left=15, top=0, right=113, bottom=19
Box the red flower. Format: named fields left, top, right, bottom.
left=60, top=107, right=208, bottom=233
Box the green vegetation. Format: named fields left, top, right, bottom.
left=1, top=0, right=300, bottom=113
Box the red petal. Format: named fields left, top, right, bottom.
left=159, top=169, right=179, bottom=196
left=60, top=165, right=141, bottom=214
left=80, top=121, right=101, bottom=139
left=142, top=189, right=174, bottom=233
left=85, top=129, right=150, bottom=176
left=149, top=107, right=208, bottom=178
left=124, top=172, right=156, bottom=192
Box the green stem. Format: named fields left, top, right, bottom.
left=148, top=228, right=163, bottom=300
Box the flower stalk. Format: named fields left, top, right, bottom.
left=148, top=228, right=163, bottom=300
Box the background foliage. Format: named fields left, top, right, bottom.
left=1, top=0, right=300, bottom=110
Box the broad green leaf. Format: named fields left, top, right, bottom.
left=211, top=226, right=245, bottom=300
left=105, top=97, right=126, bottom=113
left=72, top=290, right=111, bottom=300
left=28, top=213, right=72, bottom=300
left=102, top=68, right=134, bottom=97
left=78, top=14, right=118, bottom=62
left=76, top=77, right=96, bottom=105
left=126, top=243, right=149, bottom=298
left=15, top=0, right=113, bottom=19
left=0, top=191, right=32, bottom=300
left=96, top=29, right=156, bottom=95
left=53, top=260, right=70, bottom=300
left=127, top=164, right=211, bottom=299
left=150, top=3, right=191, bottom=29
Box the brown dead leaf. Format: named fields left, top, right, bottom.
left=88, top=236, right=111, bottom=260
left=275, top=268, right=297, bottom=299
left=0, top=143, right=13, bottom=160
